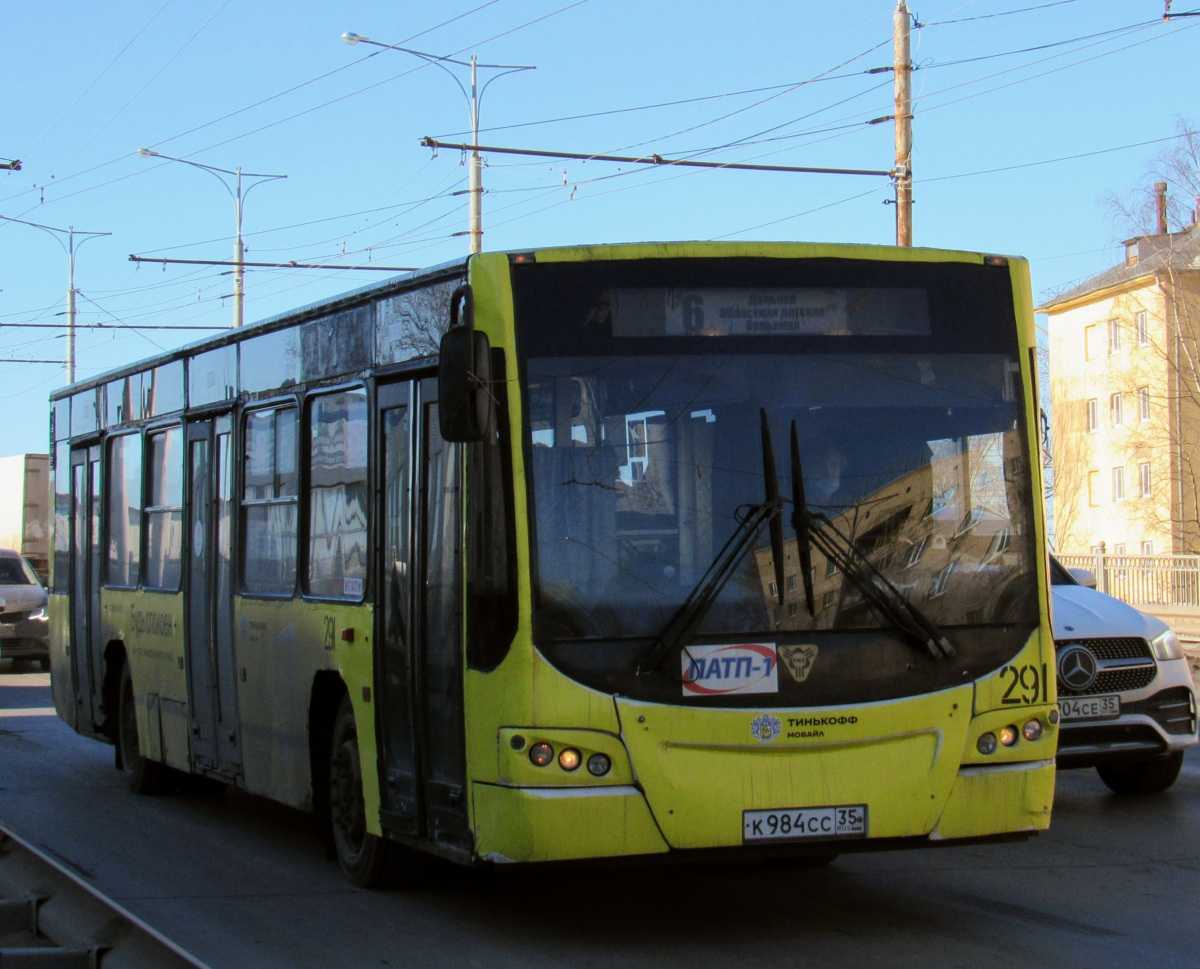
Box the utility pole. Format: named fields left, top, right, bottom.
left=138, top=149, right=286, bottom=328
left=341, top=32, right=533, bottom=255
left=893, top=0, right=913, bottom=247
left=0, top=214, right=110, bottom=384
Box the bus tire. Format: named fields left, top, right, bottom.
left=329, top=696, right=390, bottom=888
left=1096, top=751, right=1184, bottom=796
left=118, top=663, right=166, bottom=795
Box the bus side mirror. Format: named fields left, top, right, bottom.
left=438, top=286, right=494, bottom=442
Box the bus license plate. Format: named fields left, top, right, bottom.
left=743, top=805, right=867, bottom=843
left=1059, top=694, right=1121, bottom=721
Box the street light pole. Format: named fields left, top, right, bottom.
left=0, top=214, right=110, bottom=384
left=340, top=32, right=534, bottom=254
left=137, top=148, right=286, bottom=327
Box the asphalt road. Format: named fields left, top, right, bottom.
left=2, top=661, right=1198, bottom=969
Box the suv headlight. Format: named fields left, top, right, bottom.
left=1150, top=629, right=1183, bottom=661
left=28, top=607, right=48, bottom=622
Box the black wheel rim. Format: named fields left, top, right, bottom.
left=330, top=738, right=367, bottom=865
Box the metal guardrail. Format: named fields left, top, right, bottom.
left=0, top=823, right=212, bottom=968
left=1057, top=552, right=1200, bottom=607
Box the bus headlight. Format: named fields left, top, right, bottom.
left=587, top=753, right=612, bottom=777
left=998, top=725, right=1018, bottom=747
left=558, top=748, right=581, bottom=771
left=1022, top=719, right=1043, bottom=742
left=1150, top=629, right=1183, bottom=661
left=977, top=732, right=998, bottom=755
left=529, top=742, right=554, bottom=767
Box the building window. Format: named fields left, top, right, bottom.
left=1108, top=319, right=1121, bottom=353
left=1086, top=398, right=1097, bottom=432
left=825, top=556, right=838, bottom=578
left=1084, top=324, right=1099, bottom=361
left=1139, top=461, right=1151, bottom=497
left=1125, top=241, right=1138, bottom=267
left=106, top=434, right=142, bottom=587
left=242, top=405, right=298, bottom=595
left=821, top=589, right=836, bottom=611
left=1114, top=543, right=1126, bottom=556
left=786, top=601, right=799, bottom=617
left=1141, top=540, right=1154, bottom=555
left=786, top=573, right=798, bottom=592
left=1088, top=470, right=1099, bottom=506
left=1112, top=466, right=1125, bottom=501
left=144, top=427, right=183, bottom=591
left=1138, top=386, right=1150, bottom=421
left=1110, top=393, right=1123, bottom=426
left=306, top=390, right=369, bottom=599
left=768, top=581, right=777, bottom=598
left=1137, top=310, right=1149, bottom=346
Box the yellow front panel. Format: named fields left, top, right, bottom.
left=617, top=687, right=973, bottom=848
left=472, top=783, right=669, bottom=862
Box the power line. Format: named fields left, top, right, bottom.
left=128, top=256, right=418, bottom=271
left=0, top=322, right=229, bottom=330
left=920, top=130, right=1199, bottom=185
left=0, top=0, right=510, bottom=209
left=918, top=0, right=1082, bottom=28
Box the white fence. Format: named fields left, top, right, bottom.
left=1057, top=552, right=1200, bottom=607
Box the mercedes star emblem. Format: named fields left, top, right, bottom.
left=1058, top=644, right=1099, bottom=692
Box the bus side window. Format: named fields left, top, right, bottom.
left=106, top=433, right=142, bottom=588
left=242, top=405, right=299, bottom=595
left=305, top=390, right=369, bottom=600
left=145, top=427, right=183, bottom=592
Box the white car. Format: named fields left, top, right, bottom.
left=0, top=548, right=49, bottom=671
left=1051, top=556, right=1198, bottom=794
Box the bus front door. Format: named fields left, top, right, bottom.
left=69, top=444, right=102, bottom=730
left=377, top=380, right=418, bottom=833
left=375, top=377, right=468, bottom=849
left=185, top=416, right=241, bottom=777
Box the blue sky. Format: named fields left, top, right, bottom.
left=2, top=0, right=1196, bottom=457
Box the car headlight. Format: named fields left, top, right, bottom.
left=28, top=607, right=48, bottom=622
left=1150, top=629, right=1183, bottom=661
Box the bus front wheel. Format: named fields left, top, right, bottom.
left=117, top=663, right=166, bottom=795
left=329, top=696, right=390, bottom=888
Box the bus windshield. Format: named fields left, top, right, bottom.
left=514, top=258, right=1039, bottom=648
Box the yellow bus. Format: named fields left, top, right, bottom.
left=48, top=242, right=1056, bottom=885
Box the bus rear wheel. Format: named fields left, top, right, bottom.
left=117, top=663, right=166, bottom=795
left=1096, top=751, right=1184, bottom=796
left=329, top=696, right=391, bottom=888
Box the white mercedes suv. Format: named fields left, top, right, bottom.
left=1051, top=556, right=1198, bottom=794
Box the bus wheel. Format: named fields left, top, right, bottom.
left=118, top=663, right=166, bottom=795
left=1097, top=751, right=1184, bottom=796
left=329, top=696, right=390, bottom=888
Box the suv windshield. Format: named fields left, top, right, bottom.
left=0, top=557, right=36, bottom=586
left=515, top=258, right=1039, bottom=651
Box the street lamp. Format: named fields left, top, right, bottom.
left=137, top=148, right=286, bottom=327
left=341, top=31, right=533, bottom=254
left=0, top=213, right=110, bottom=384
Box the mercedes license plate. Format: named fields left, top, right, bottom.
left=743, top=804, right=867, bottom=843
left=1059, top=694, right=1121, bottom=721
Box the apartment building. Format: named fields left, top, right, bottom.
left=1041, top=184, right=1200, bottom=555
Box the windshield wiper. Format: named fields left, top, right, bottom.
left=637, top=409, right=785, bottom=676
left=788, top=419, right=955, bottom=661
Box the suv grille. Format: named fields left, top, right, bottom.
left=1055, top=637, right=1157, bottom=696
left=1055, top=637, right=1152, bottom=661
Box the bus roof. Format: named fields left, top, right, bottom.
left=50, top=240, right=1019, bottom=401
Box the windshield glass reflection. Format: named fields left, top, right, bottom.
left=526, top=351, right=1036, bottom=641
